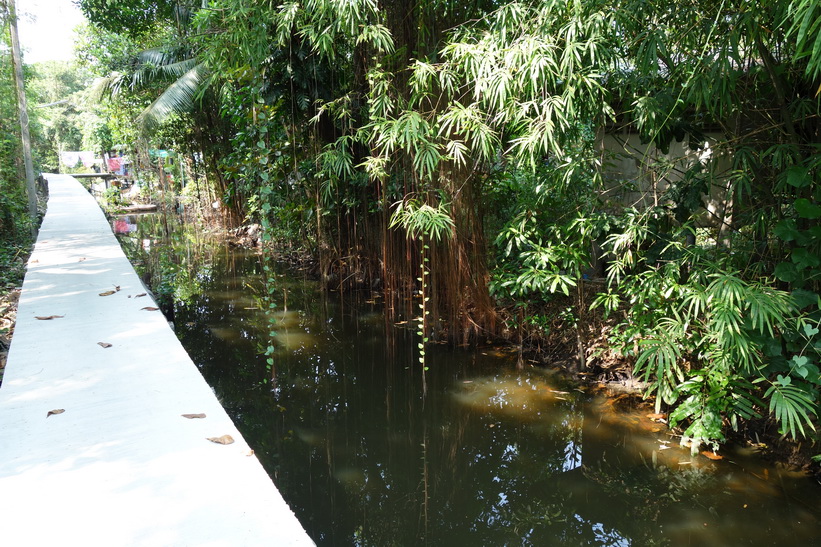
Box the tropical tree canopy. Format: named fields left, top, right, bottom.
left=78, top=0, right=176, bottom=37
left=73, top=0, right=821, bottom=452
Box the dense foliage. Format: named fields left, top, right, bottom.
left=0, top=39, right=26, bottom=239
left=74, top=0, right=821, bottom=453
left=78, top=0, right=176, bottom=37
left=0, top=2, right=41, bottom=241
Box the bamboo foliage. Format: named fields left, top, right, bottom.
left=78, top=0, right=821, bottom=450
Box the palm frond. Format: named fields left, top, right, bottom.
left=136, top=62, right=208, bottom=131
left=133, top=57, right=199, bottom=89
left=137, top=47, right=180, bottom=66
left=634, top=319, right=685, bottom=412
left=765, top=380, right=818, bottom=438
left=88, top=73, right=127, bottom=102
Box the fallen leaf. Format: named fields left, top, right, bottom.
left=135, top=293, right=147, bottom=298
left=99, top=290, right=116, bottom=297
left=246, top=450, right=255, bottom=457
left=182, top=413, right=206, bottom=419
left=141, top=306, right=159, bottom=311
left=701, top=450, right=723, bottom=461
left=97, top=342, right=113, bottom=348
left=35, top=315, right=64, bottom=320
left=29, top=259, right=39, bottom=264
left=646, top=413, right=667, bottom=421
left=207, top=435, right=235, bottom=445
left=46, top=409, right=65, bottom=418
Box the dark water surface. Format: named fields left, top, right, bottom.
left=116, top=214, right=820, bottom=546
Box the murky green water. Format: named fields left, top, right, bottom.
left=116, top=213, right=820, bottom=546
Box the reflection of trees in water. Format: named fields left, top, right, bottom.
left=118, top=216, right=818, bottom=546
left=264, top=360, right=597, bottom=544
left=117, top=214, right=213, bottom=309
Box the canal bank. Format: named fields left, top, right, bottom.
left=118, top=205, right=821, bottom=546
left=0, top=174, right=313, bottom=546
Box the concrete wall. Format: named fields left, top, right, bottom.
left=597, top=131, right=734, bottom=229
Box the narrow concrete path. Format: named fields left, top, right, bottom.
left=0, top=175, right=313, bottom=546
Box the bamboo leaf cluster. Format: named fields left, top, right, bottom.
left=76, top=0, right=821, bottom=451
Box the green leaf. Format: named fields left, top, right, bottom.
left=794, top=198, right=821, bottom=219
left=792, top=289, right=818, bottom=310
left=792, top=247, right=821, bottom=269
left=764, top=381, right=818, bottom=438
left=763, top=338, right=783, bottom=357
left=774, top=262, right=799, bottom=283
left=773, top=219, right=800, bottom=242
left=804, top=363, right=820, bottom=383
left=668, top=394, right=700, bottom=426
left=792, top=355, right=809, bottom=369
left=785, top=165, right=811, bottom=188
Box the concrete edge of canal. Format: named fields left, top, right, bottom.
left=0, top=174, right=314, bottom=546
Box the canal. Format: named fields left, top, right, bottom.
left=115, top=213, right=820, bottom=546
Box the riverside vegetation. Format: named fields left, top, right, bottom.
left=3, top=1, right=820, bottom=469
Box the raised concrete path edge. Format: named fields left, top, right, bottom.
left=0, top=174, right=314, bottom=546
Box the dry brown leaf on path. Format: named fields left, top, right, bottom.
left=182, top=413, right=206, bottom=419
left=701, top=451, right=723, bottom=461
left=141, top=306, right=159, bottom=311
left=46, top=409, right=65, bottom=418
left=99, top=290, right=116, bottom=297
left=207, top=435, right=235, bottom=445
left=35, top=315, right=64, bottom=320
left=97, top=342, right=112, bottom=348
left=135, top=293, right=147, bottom=298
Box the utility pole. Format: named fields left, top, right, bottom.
left=6, top=0, right=38, bottom=235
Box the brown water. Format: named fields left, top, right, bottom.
left=117, top=214, right=820, bottom=546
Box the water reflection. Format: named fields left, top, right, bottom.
left=115, top=215, right=821, bottom=546
left=112, top=215, right=138, bottom=234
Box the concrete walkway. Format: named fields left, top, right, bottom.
left=0, top=175, right=313, bottom=546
